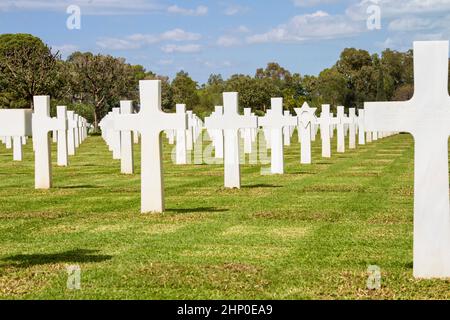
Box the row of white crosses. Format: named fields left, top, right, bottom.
left=99, top=41, right=449, bottom=279
left=0, top=98, right=89, bottom=188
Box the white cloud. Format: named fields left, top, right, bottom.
left=292, top=0, right=338, bottom=7
left=158, top=59, right=174, bottom=65
left=223, top=4, right=249, bottom=16
left=347, top=0, right=450, bottom=21
left=161, top=44, right=202, bottom=53
left=247, top=10, right=362, bottom=44
left=236, top=25, right=251, bottom=33
left=388, top=17, right=436, bottom=32
left=167, top=5, right=208, bottom=16
left=0, top=0, right=161, bottom=15
left=160, top=29, right=202, bottom=41
left=51, top=44, right=78, bottom=58
left=97, top=29, right=201, bottom=50
left=217, top=36, right=240, bottom=47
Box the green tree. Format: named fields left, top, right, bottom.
left=171, top=71, right=199, bottom=110
left=0, top=33, right=62, bottom=108
left=67, top=52, right=137, bottom=129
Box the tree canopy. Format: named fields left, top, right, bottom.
left=2, top=33, right=448, bottom=128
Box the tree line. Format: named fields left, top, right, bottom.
left=1, top=33, right=447, bottom=129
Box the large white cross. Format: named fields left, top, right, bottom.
left=317, top=105, right=336, bottom=158
left=67, top=111, right=77, bottom=156
left=294, top=102, right=317, bottom=165
left=205, top=93, right=257, bottom=188
left=336, top=106, right=352, bottom=153
left=32, top=96, right=67, bottom=189
left=259, top=98, right=297, bottom=174
left=114, top=80, right=187, bottom=213
left=365, top=41, right=450, bottom=278
left=175, top=104, right=188, bottom=165
left=120, top=101, right=134, bottom=174
left=242, top=108, right=253, bottom=154
left=0, top=109, right=32, bottom=162
left=357, top=109, right=366, bottom=145
left=56, top=106, right=68, bottom=167
left=348, top=108, right=357, bottom=149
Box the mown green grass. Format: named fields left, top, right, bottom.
left=0, top=132, right=449, bottom=300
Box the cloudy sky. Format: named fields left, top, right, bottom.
left=0, top=0, right=449, bottom=83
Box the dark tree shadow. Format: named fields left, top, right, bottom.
left=242, top=184, right=282, bottom=189
left=2, top=249, right=112, bottom=268
left=165, top=207, right=229, bottom=214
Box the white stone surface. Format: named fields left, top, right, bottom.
left=205, top=93, right=257, bottom=187
left=317, top=105, right=335, bottom=158
left=358, top=109, right=366, bottom=145
left=259, top=98, right=297, bottom=174
left=176, top=104, right=188, bottom=165
left=114, top=80, right=187, bottom=213
left=120, top=101, right=134, bottom=174
left=348, top=108, right=357, bottom=149
left=56, top=106, right=68, bottom=167
left=32, top=96, right=67, bottom=189
left=365, top=41, right=450, bottom=278
left=295, top=102, right=317, bottom=165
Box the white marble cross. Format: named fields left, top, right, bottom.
left=243, top=108, right=253, bottom=154
left=348, top=108, right=357, bottom=149
left=365, top=41, right=450, bottom=278
left=114, top=80, right=187, bottom=213
left=56, top=106, right=69, bottom=167
left=259, top=98, right=297, bottom=174
left=317, top=105, right=335, bottom=158
left=32, top=96, right=67, bottom=189
left=336, top=106, right=352, bottom=153
left=0, top=109, right=32, bottom=161
left=283, top=110, right=293, bottom=146
left=205, top=93, right=257, bottom=187
left=67, top=111, right=77, bottom=156
left=357, top=109, right=366, bottom=145
left=175, top=104, right=188, bottom=165
left=212, top=106, right=224, bottom=159
left=294, top=102, right=317, bottom=164
left=111, top=108, right=121, bottom=160
left=120, top=101, right=134, bottom=174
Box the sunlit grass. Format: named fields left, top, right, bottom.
left=0, top=132, right=449, bottom=299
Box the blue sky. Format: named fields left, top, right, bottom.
left=1, top=0, right=450, bottom=83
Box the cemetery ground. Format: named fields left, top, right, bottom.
left=0, top=134, right=449, bottom=300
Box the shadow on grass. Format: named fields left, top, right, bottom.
left=166, top=207, right=229, bottom=214
left=242, top=184, right=282, bottom=189
left=57, top=185, right=103, bottom=189
left=2, top=249, right=112, bottom=268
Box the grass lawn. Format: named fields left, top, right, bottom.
left=0, top=132, right=449, bottom=300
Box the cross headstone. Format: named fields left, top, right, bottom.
left=120, top=101, right=134, bottom=174
left=348, top=108, right=357, bottom=149
left=32, top=96, right=67, bottom=189
left=259, top=98, right=297, bottom=174
left=365, top=41, right=450, bottom=278
left=0, top=109, right=32, bottom=161
left=175, top=104, right=188, bottom=165
left=111, top=108, right=121, bottom=160
left=317, top=105, right=335, bottom=158
left=67, top=111, right=77, bottom=156
left=294, top=102, right=317, bottom=164
left=336, top=106, right=352, bottom=153
left=243, top=108, right=253, bottom=154
left=357, top=109, right=366, bottom=145
left=56, top=106, right=69, bottom=167
left=114, top=80, right=187, bottom=213
left=205, top=93, right=257, bottom=187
